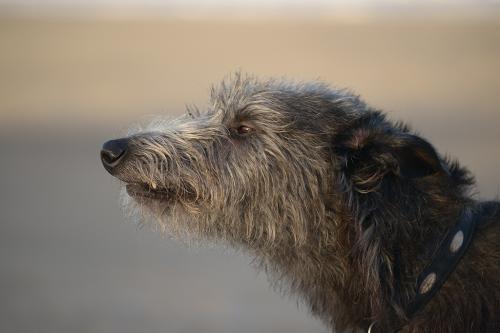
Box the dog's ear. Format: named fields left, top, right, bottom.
left=337, top=127, right=445, bottom=180
left=389, top=134, right=444, bottom=179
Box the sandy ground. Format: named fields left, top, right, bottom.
left=0, top=15, right=499, bottom=333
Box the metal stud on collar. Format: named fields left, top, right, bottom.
left=419, top=272, right=437, bottom=294
left=450, top=230, right=464, bottom=253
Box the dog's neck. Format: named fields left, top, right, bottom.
left=255, top=174, right=472, bottom=332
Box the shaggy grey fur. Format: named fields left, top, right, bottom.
left=104, top=73, right=500, bottom=332
left=119, top=74, right=353, bottom=248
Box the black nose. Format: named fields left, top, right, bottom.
left=101, top=138, right=129, bottom=174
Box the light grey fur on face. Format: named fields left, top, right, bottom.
left=116, top=73, right=359, bottom=250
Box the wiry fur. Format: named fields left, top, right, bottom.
left=106, top=74, right=500, bottom=332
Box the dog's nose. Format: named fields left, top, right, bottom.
left=101, top=138, right=129, bottom=174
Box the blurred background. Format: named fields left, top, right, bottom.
left=1, top=1, right=499, bottom=332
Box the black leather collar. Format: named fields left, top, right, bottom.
left=369, top=202, right=497, bottom=333
left=404, top=206, right=479, bottom=318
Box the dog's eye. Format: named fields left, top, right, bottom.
left=237, top=125, right=254, bottom=135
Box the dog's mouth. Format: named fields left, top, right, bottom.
left=126, top=183, right=173, bottom=201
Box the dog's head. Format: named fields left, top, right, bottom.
left=101, top=74, right=451, bottom=247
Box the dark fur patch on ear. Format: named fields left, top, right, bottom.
left=336, top=123, right=445, bottom=182
left=392, top=135, right=444, bottom=179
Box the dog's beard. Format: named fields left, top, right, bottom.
left=120, top=185, right=225, bottom=246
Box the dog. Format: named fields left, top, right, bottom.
left=101, top=74, right=500, bottom=332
